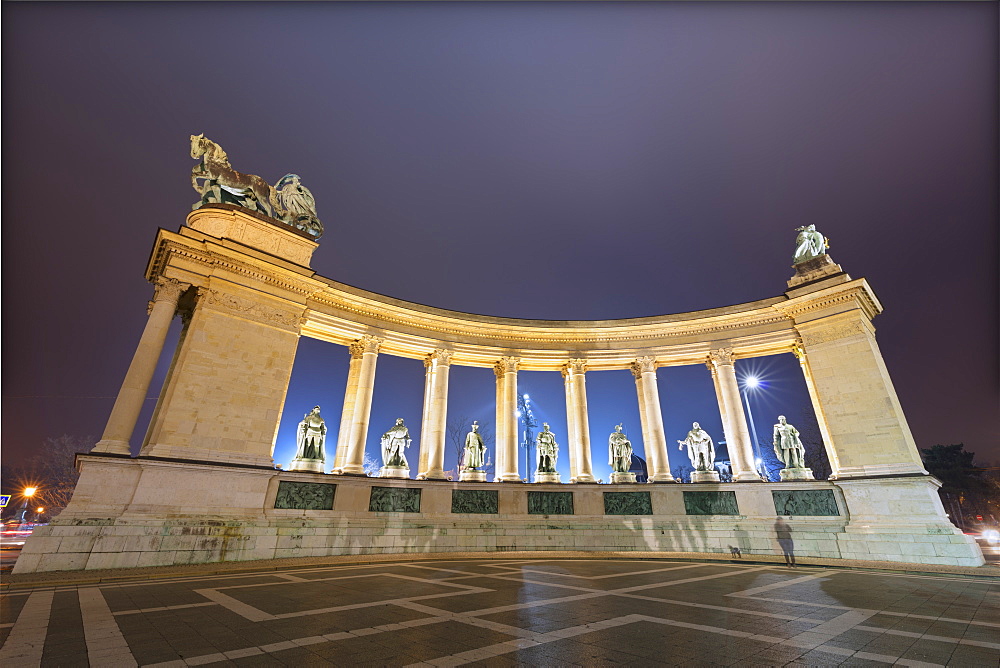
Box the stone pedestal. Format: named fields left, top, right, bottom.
left=380, top=466, right=410, bottom=479
left=459, top=470, right=487, bottom=482
left=535, top=472, right=561, bottom=483
left=779, top=467, right=815, bottom=481
left=691, top=469, right=721, bottom=483
left=786, top=254, right=845, bottom=290
left=610, top=471, right=637, bottom=484
left=287, top=458, right=325, bottom=474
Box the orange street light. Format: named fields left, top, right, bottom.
left=36, top=507, right=45, bottom=514
left=23, top=486, right=37, bottom=497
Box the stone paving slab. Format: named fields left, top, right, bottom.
left=3, top=550, right=998, bottom=591
left=1, top=557, right=997, bottom=667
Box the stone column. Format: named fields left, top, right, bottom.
left=331, top=342, right=364, bottom=473
left=417, top=349, right=452, bottom=480
left=93, top=277, right=188, bottom=455
left=708, top=348, right=759, bottom=481
left=790, top=342, right=841, bottom=476
left=494, top=356, right=521, bottom=482
left=561, top=367, right=580, bottom=481
left=562, top=360, right=596, bottom=483
left=630, top=357, right=674, bottom=482
left=340, top=335, right=382, bottom=475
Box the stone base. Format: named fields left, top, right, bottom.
left=691, top=470, right=722, bottom=483
left=379, top=466, right=410, bottom=479
left=287, top=458, right=326, bottom=474
left=534, top=472, right=561, bottom=483
left=610, top=472, right=637, bottom=484
left=13, top=456, right=984, bottom=574
left=459, top=470, right=487, bottom=482
left=786, top=253, right=846, bottom=290
left=779, top=467, right=815, bottom=481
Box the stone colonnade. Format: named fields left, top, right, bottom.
left=100, top=207, right=932, bottom=485
left=317, top=345, right=768, bottom=484
left=93, top=285, right=782, bottom=483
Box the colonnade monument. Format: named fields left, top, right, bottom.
left=13, top=137, right=983, bottom=573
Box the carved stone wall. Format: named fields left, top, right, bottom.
left=771, top=490, right=839, bottom=517
left=683, top=491, right=739, bottom=516
left=274, top=481, right=336, bottom=510
left=603, top=491, right=653, bottom=516
left=451, top=489, right=499, bottom=514
left=369, top=487, right=421, bottom=513
left=527, top=491, right=574, bottom=515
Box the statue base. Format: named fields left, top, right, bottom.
left=787, top=254, right=847, bottom=290
left=610, top=472, right=637, bottom=484
left=459, top=470, right=487, bottom=482
left=691, top=470, right=721, bottom=483
left=780, top=467, right=815, bottom=481
left=380, top=466, right=410, bottom=479
left=534, top=472, right=561, bottom=483
left=287, top=458, right=326, bottom=474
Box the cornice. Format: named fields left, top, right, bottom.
left=147, top=234, right=322, bottom=300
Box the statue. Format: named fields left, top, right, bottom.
left=534, top=423, right=560, bottom=483
left=189, top=134, right=324, bottom=239
left=276, top=174, right=322, bottom=238
left=379, top=418, right=411, bottom=478
left=288, top=406, right=326, bottom=473
left=792, top=224, right=828, bottom=264
left=608, top=424, right=636, bottom=484
left=459, top=421, right=488, bottom=482
left=773, top=415, right=815, bottom=481
left=678, top=422, right=719, bottom=482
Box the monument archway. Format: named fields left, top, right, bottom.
left=14, top=144, right=983, bottom=573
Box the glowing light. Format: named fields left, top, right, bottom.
left=744, top=376, right=760, bottom=389
left=515, top=410, right=521, bottom=418
left=523, top=394, right=530, bottom=400
left=36, top=508, right=44, bottom=513
left=23, top=487, right=37, bottom=497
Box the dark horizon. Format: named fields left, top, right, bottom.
left=3, top=2, right=997, bottom=482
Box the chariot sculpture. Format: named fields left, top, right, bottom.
left=190, top=134, right=324, bottom=239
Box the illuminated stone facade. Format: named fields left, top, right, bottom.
left=15, top=206, right=983, bottom=572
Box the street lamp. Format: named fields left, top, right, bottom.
left=16, top=486, right=38, bottom=523
left=740, top=377, right=767, bottom=481
left=517, top=393, right=536, bottom=482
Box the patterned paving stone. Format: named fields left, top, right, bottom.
left=0, top=558, right=997, bottom=667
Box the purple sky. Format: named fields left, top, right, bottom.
left=4, top=2, right=997, bottom=480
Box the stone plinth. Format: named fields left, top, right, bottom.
left=786, top=254, right=845, bottom=290
left=779, top=467, right=815, bottom=481
left=13, top=455, right=984, bottom=575
left=610, top=472, right=637, bottom=484
left=379, top=466, right=410, bottom=480
left=187, top=205, right=318, bottom=267
left=459, top=470, right=487, bottom=482
left=691, top=470, right=722, bottom=483
left=535, top=472, right=562, bottom=483
left=287, top=458, right=325, bottom=474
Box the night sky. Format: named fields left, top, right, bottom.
left=4, top=2, right=997, bottom=483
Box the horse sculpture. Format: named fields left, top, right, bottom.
left=190, top=133, right=287, bottom=218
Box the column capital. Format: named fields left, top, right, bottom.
left=350, top=335, right=383, bottom=358
left=630, top=356, right=656, bottom=378
left=708, top=347, right=735, bottom=367
left=424, top=348, right=453, bottom=368
left=791, top=339, right=806, bottom=362
left=561, top=359, right=587, bottom=378
left=493, top=356, right=520, bottom=377
left=152, top=277, right=189, bottom=306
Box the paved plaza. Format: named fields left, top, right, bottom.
left=1, top=558, right=997, bottom=667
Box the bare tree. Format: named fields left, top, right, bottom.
left=2, top=435, right=93, bottom=518
left=446, top=415, right=494, bottom=479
